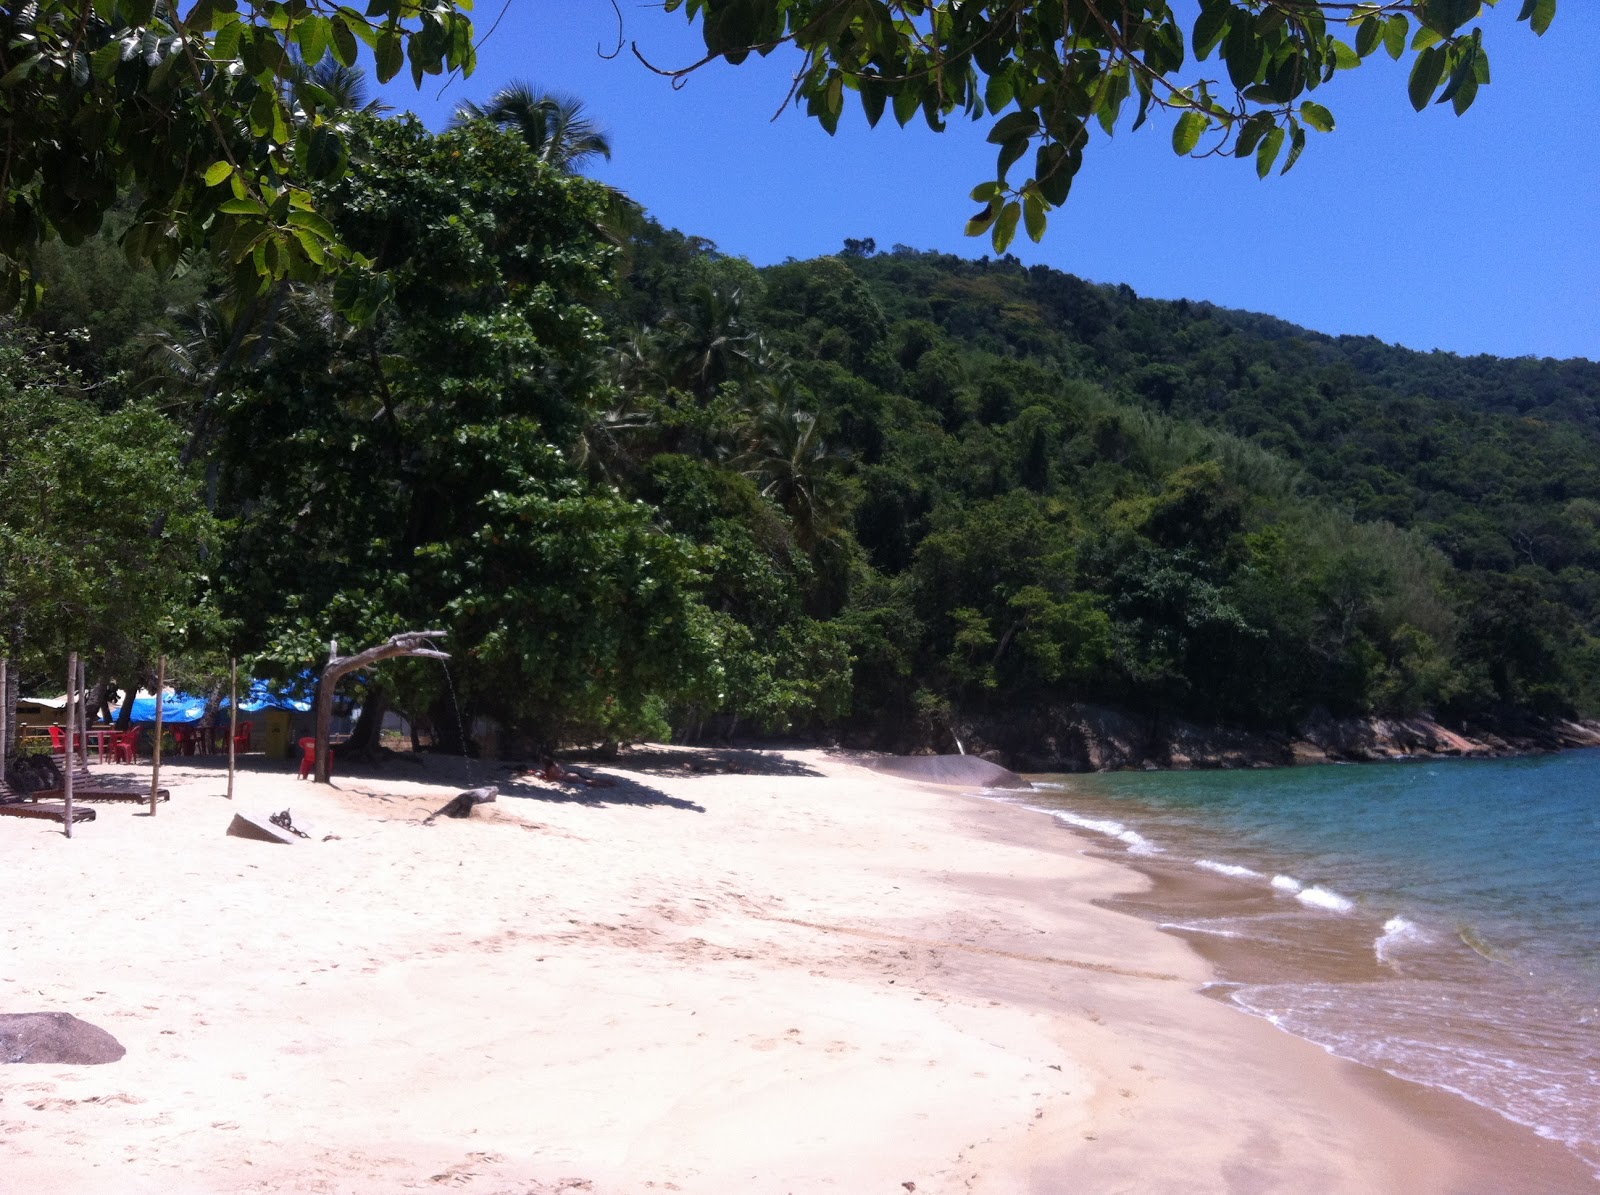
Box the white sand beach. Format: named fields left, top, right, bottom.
left=0, top=747, right=1554, bottom=1193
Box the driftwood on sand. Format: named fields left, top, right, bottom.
left=424, top=786, right=498, bottom=824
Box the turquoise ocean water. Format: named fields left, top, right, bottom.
left=1014, top=750, right=1600, bottom=1178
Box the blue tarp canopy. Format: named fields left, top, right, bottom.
left=113, top=680, right=313, bottom=724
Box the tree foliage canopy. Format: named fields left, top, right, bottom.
left=657, top=0, right=1557, bottom=250
left=0, top=0, right=474, bottom=309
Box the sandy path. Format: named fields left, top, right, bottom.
left=0, top=747, right=1474, bottom=1192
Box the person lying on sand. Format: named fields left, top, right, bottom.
left=516, top=757, right=614, bottom=788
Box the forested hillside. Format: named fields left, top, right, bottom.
left=6, top=117, right=1597, bottom=760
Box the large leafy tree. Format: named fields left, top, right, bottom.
left=655, top=0, right=1557, bottom=250
left=0, top=326, right=216, bottom=745
left=216, top=116, right=717, bottom=747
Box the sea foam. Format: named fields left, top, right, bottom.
left=1046, top=809, right=1161, bottom=855
left=1194, top=859, right=1262, bottom=880
left=1158, top=921, right=1245, bottom=939
left=1374, top=916, right=1429, bottom=965
left=1271, top=874, right=1303, bottom=893
left=1295, top=885, right=1355, bottom=913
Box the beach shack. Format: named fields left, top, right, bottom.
left=112, top=681, right=324, bottom=759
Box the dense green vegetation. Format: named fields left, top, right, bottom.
left=4, top=107, right=1597, bottom=756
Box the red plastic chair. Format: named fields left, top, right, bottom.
left=233, top=721, right=253, bottom=754
left=112, top=729, right=141, bottom=764
left=47, top=725, right=85, bottom=756
left=297, top=736, right=331, bottom=780
left=172, top=726, right=196, bottom=756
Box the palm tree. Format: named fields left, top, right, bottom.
left=291, top=55, right=391, bottom=119
left=735, top=380, right=850, bottom=554
left=662, top=282, right=759, bottom=398
left=450, top=82, right=612, bottom=172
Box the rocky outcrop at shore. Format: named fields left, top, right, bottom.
left=944, top=704, right=1600, bottom=774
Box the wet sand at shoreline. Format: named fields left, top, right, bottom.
left=0, top=747, right=1569, bottom=1191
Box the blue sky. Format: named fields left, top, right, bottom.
left=380, top=3, right=1599, bottom=362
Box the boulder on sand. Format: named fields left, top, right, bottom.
left=0, top=1012, right=125, bottom=1064
left=864, top=754, right=1032, bottom=790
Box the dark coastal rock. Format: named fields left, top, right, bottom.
left=4, top=753, right=63, bottom=795
left=0, top=1013, right=125, bottom=1064
left=940, top=701, right=1600, bottom=774
left=865, top=754, right=1032, bottom=790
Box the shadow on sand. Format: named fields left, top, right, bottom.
left=157, top=744, right=829, bottom=814
left=494, top=772, right=705, bottom=813
left=578, top=746, right=822, bottom=780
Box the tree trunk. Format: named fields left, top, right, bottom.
left=2, top=628, right=20, bottom=758
left=427, top=695, right=469, bottom=756
left=345, top=686, right=391, bottom=757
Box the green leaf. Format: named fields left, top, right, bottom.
left=1420, top=0, right=1482, bottom=38
left=1172, top=110, right=1206, bottom=156
left=1193, top=3, right=1229, bottom=60
left=218, top=196, right=268, bottom=216
left=1255, top=125, right=1284, bottom=178
left=984, top=68, right=1014, bottom=113
left=330, top=16, right=359, bottom=66
left=90, top=41, right=122, bottom=81
left=286, top=208, right=336, bottom=239
left=986, top=110, right=1040, bottom=146
left=211, top=20, right=242, bottom=64
left=375, top=30, right=403, bottom=83
left=1383, top=15, right=1409, bottom=60
left=1033, top=141, right=1074, bottom=206
left=1300, top=101, right=1334, bottom=133
left=203, top=160, right=235, bottom=187
left=892, top=85, right=920, bottom=127
left=1355, top=16, right=1381, bottom=58
left=964, top=199, right=999, bottom=238
left=859, top=78, right=886, bottom=127
left=1234, top=113, right=1273, bottom=158
left=996, top=134, right=1029, bottom=180
left=1223, top=14, right=1263, bottom=90
left=1022, top=191, right=1047, bottom=243
left=1408, top=45, right=1447, bottom=111
left=991, top=200, right=1021, bottom=253
left=292, top=227, right=327, bottom=266
left=296, top=16, right=329, bottom=68
left=1282, top=124, right=1308, bottom=174
left=0, top=54, right=39, bottom=89
left=1517, top=0, right=1556, bottom=35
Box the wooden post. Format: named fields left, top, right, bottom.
left=227, top=658, right=237, bottom=801
left=77, top=657, right=89, bottom=767
left=149, top=655, right=166, bottom=816
left=64, top=652, right=76, bottom=838
left=0, top=657, right=8, bottom=765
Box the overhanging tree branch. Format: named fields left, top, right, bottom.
left=312, top=630, right=448, bottom=784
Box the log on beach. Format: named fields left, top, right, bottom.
left=864, top=754, right=1032, bottom=790
left=425, top=786, right=499, bottom=823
